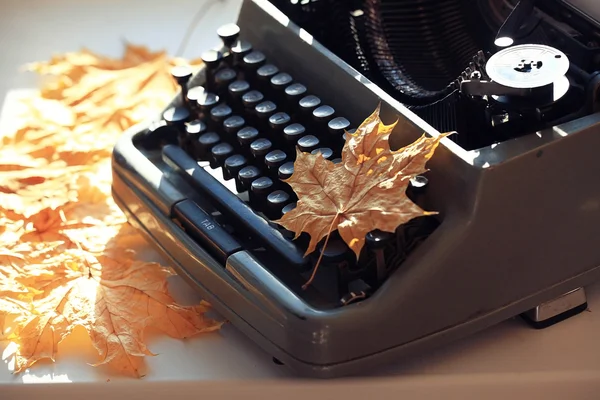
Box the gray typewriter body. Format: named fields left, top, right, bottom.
left=111, top=0, right=600, bottom=377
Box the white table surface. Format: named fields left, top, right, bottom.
left=1, top=1, right=600, bottom=399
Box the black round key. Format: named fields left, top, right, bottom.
left=265, top=150, right=288, bottom=171
left=255, top=101, right=277, bottom=120
left=243, top=51, right=266, bottom=71
left=299, top=95, right=321, bottom=113
left=409, top=175, right=429, bottom=197
left=211, top=142, right=234, bottom=168
left=201, top=50, right=223, bottom=69
left=187, top=86, right=207, bottom=105
left=328, top=117, right=350, bottom=135
left=331, top=158, right=342, bottom=164
left=171, top=65, right=193, bottom=83
left=250, top=176, right=275, bottom=210
left=210, top=104, right=233, bottom=124
left=242, top=90, right=264, bottom=109
left=217, top=23, right=240, bottom=48
left=283, top=123, right=306, bottom=144
left=278, top=161, right=295, bottom=180
left=282, top=202, right=296, bottom=215
left=231, top=39, right=253, bottom=64
left=186, top=119, right=207, bottom=135
left=297, top=135, right=320, bottom=152
left=215, top=68, right=237, bottom=87
left=238, top=165, right=261, bottom=191
left=270, top=72, right=293, bottom=91
left=163, top=106, right=190, bottom=125
left=366, top=230, right=394, bottom=250
left=257, top=64, right=279, bottom=82
left=250, top=138, right=273, bottom=159
left=265, top=190, right=291, bottom=220
left=223, top=154, right=247, bottom=181
left=196, top=92, right=219, bottom=113
left=317, top=238, right=352, bottom=263
left=343, top=128, right=356, bottom=143
left=228, top=80, right=250, bottom=99
left=311, top=147, right=333, bottom=160
left=223, top=115, right=245, bottom=137
left=269, top=112, right=291, bottom=131
left=285, top=83, right=307, bottom=102
left=237, top=126, right=260, bottom=147
left=313, top=105, right=335, bottom=123
left=195, top=131, right=220, bottom=160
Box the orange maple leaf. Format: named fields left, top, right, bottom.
left=0, top=43, right=216, bottom=377
left=275, top=104, right=449, bottom=288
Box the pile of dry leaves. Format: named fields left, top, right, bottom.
left=0, top=44, right=222, bottom=378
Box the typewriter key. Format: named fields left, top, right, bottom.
left=311, top=147, right=333, bottom=160
left=366, top=230, right=394, bottom=281
left=268, top=112, right=291, bottom=139
left=237, top=126, right=260, bottom=152
left=255, top=101, right=277, bottom=121
left=210, top=104, right=233, bottom=126
left=171, top=65, right=193, bottom=104
left=250, top=138, right=273, bottom=164
left=163, top=106, right=190, bottom=127
left=201, top=49, right=224, bottom=70
left=243, top=51, right=266, bottom=76
left=214, top=68, right=237, bottom=95
left=328, top=117, right=351, bottom=137
left=283, top=123, right=306, bottom=149
left=186, top=86, right=206, bottom=111
left=237, top=165, right=261, bottom=191
left=257, top=64, right=280, bottom=85
left=210, top=142, right=235, bottom=169
left=223, top=154, right=247, bottom=181
left=196, top=92, right=220, bottom=115
left=194, top=131, right=220, bottom=161
left=242, top=90, right=264, bottom=109
left=230, top=39, right=252, bottom=65
left=250, top=176, right=275, bottom=211
left=265, top=190, right=291, bottom=220
left=278, top=161, right=295, bottom=180
left=265, top=150, right=288, bottom=173
left=285, top=83, right=307, bottom=103
left=313, top=105, right=335, bottom=124
left=185, top=119, right=207, bottom=137
left=223, top=115, right=245, bottom=138
left=217, top=23, right=240, bottom=48
left=297, top=135, right=320, bottom=153
left=299, top=95, right=322, bottom=117
left=270, top=72, right=293, bottom=99
left=228, top=80, right=250, bottom=99
left=279, top=202, right=297, bottom=238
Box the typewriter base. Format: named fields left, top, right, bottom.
left=111, top=150, right=600, bottom=378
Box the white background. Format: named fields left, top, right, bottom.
left=1, top=0, right=600, bottom=398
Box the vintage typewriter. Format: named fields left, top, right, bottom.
left=111, top=0, right=600, bottom=377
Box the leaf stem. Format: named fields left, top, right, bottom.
left=302, top=212, right=340, bottom=290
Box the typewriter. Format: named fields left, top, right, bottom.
left=111, top=0, right=600, bottom=377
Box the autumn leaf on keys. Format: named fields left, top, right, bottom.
left=274, top=104, right=450, bottom=288
left=0, top=44, right=220, bottom=378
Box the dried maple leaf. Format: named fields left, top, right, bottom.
left=275, top=104, right=449, bottom=287
left=0, top=43, right=216, bottom=377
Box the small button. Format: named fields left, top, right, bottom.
left=211, top=142, right=235, bottom=168
left=237, top=126, right=260, bottom=147
left=297, top=135, right=320, bottom=152
left=243, top=51, right=266, bottom=70
left=171, top=65, right=193, bottom=86
left=250, top=138, right=273, bottom=159
left=217, top=23, right=240, bottom=48
left=283, top=123, right=306, bottom=144
left=328, top=117, right=351, bottom=135
left=210, top=104, right=233, bottom=124
left=187, top=86, right=207, bottom=105
left=196, top=92, right=220, bottom=112
left=163, top=106, right=190, bottom=125
left=238, top=165, right=262, bottom=191
left=278, top=161, right=295, bottom=180
left=311, top=147, right=333, bottom=160
left=282, top=202, right=296, bottom=215
left=313, top=105, right=335, bottom=123
left=255, top=101, right=277, bottom=120
left=242, top=90, right=265, bottom=109
left=201, top=50, right=223, bottom=69
left=269, top=112, right=291, bottom=131
left=285, top=83, right=307, bottom=101
left=228, top=80, right=250, bottom=98
left=223, top=115, right=245, bottom=137
left=299, top=95, right=321, bottom=113
left=250, top=176, right=275, bottom=211
left=195, top=131, right=220, bottom=160
left=185, top=119, right=207, bottom=135
left=265, top=150, right=288, bottom=171
left=215, top=68, right=237, bottom=87
left=257, top=64, right=280, bottom=82
left=270, top=72, right=293, bottom=91
left=265, top=190, right=291, bottom=220
left=223, top=154, right=247, bottom=181
left=231, top=40, right=253, bottom=63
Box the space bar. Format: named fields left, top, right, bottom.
left=162, top=144, right=308, bottom=268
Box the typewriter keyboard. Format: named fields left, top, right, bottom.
left=141, top=23, right=438, bottom=307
